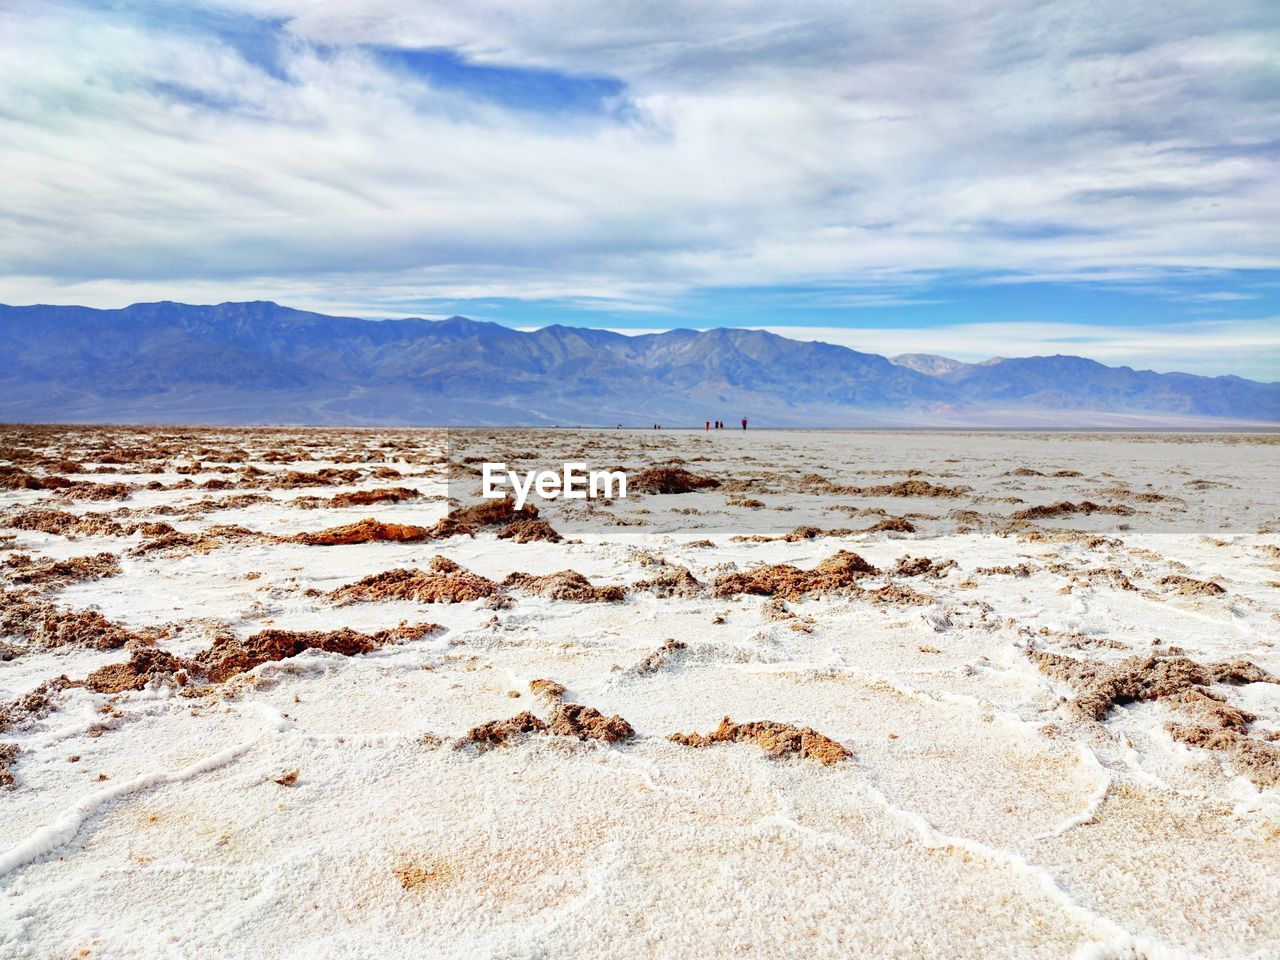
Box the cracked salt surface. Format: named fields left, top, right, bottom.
left=1, top=427, right=1278, bottom=959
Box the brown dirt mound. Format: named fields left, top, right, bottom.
left=864, top=584, right=934, bottom=605
left=198, top=627, right=387, bottom=682
left=1157, top=575, right=1226, bottom=596
left=54, top=481, right=137, bottom=501
left=1011, top=501, right=1133, bottom=520
left=0, top=591, right=142, bottom=650
left=328, top=487, right=421, bottom=508
left=80, top=648, right=192, bottom=693
left=632, top=638, right=688, bottom=675
left=1165, top=724, right=1280, bottom=788
left=447, top=497, right=538, bottom=527
left=864, top=517, right=916, bottom=533
left=8, top=552, right=120, bottom=586
left=714, top=550, right=876, bottom=600
left=891, top=555, right=957, bottom=578
left=633, top=566, right=702, bottom=598
left=528, top=678, right=566, bottom=702
left=292, top=519, right=437, bottom=546
left=461, top=711, right=548, bottom=749
left=0, top=677, right=74, bottom=734
left=669, top=716, right=850, bottom=765
left=1030, top=651, right=1276, bottom=722
left=502, top=570, right=625, bottom=602
left=630, top=466, right=720, bottom=494
left=330, top=564, right=498, bottom=604
left=548, top=703, right=635, bottom=742
left=848, top=480, right=968, bottom=498
left=496, top=518, right=562, bottom=543
left=977, top=563, right=1033, bottom=577
left=3, top=509, right=127, bottom=537
left=0, top=742, right=17, bottom=789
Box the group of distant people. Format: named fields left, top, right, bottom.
left=636, top=418, right=749, bottom=430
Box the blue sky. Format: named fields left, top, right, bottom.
left=1, top=0, right=1278, bottom=378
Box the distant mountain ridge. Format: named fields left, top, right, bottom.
left=0, top=301, right=1275, bottom=426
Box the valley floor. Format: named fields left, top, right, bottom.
left=1, top=427, right=1278, bottom=959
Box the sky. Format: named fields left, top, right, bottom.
left=1, top=0, right=1278, bottom=379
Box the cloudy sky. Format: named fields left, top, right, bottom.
left=2, top=0, right=1278, bottom=378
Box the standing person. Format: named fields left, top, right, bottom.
left=705, top=420, right=710, bottom=431
left=741, top=417, right=748, bottom=430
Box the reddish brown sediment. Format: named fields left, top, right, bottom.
left=2, top=509, right=128, bottom=537
left=0, top=742, right=17, bottom=789
left=891, top=555, right=957, bottom=578
left=631, top=638, right=688, bottom=675
left=629, top=466, right=720, bottom=494
left=447, top=497, right=538, bottom=527
left=80, top=648, right=193, bottom=693
left=0, top=677, right=74, bottom=734
left=6, top=552, right=120, bottom=586
left=714, top=550, right=876, bottom=600
left=502, top=570, right=625, bottom=602
left=547, top=703, right=635, bottom=742
left=197, top=627, right=389, bottom=683
left=496, top=518, right=562, bottom=543
left=1157, top=575, right=1226, bottom=596
left=669, top=716, right=851, bottom=765
left=0, top=591, right=144, bottom=650
left=863, top=517, right=916, bottom=533
left=461, top=711, right=548, bottom=748
left=1029, top=651, right=1275, bottom=721
left=633, top=566, right=702, bottom=598
left=330, top=563, right=498, bottom=604
left=1011, top=501, right=1133, bottom=520
left=528, top=678, right=566, bottom=702
left=291, top=518, right=438, bottom=546
left=327, top=487, right=421, bottom=508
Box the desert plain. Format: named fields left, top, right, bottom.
left=1, top=425, right=1278, bottom=959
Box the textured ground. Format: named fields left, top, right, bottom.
left=1, top=426, right=1278, bottom=960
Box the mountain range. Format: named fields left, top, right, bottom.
left=1, top=301, right=1276, bottom=427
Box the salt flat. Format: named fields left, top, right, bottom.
left=1, top=427, right=1278, bottom=960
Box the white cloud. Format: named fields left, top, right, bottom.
left=0, top=0, right=1277, bottom=357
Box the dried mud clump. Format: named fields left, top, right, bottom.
left=330, top=563, right=498, bottom=604
left=629, top=466, right=720, bottom=494
left=0, top=591, right=142, bottom=650
left=669, top=717, right=851, bottom=765
left=1011, top=501, right=1133, bottom=521
left=1030, top=651, right=1276, bottom=722
left=496, top=518, right=563, bottom=543
left=80, top=648, right=192, bottom=693
left=447, top=497, right=538, bottom=527
left=848, top=480, right=968, bottom=498
left=198, top=627, right=386, bottom=682
left=0, top=677, right=73, bottom=733
left=633, top=566, right=703, bottom=598
left=528, top=678, right=566, bottom=702
left=714, top=550, right=876, bottom=600
left=0, top=742, right=17, bottom=789
left=461, top=711, right=549, bottom=749
left=548, top=703, right=635, bottom=743
left=292, top=519, right=436, bottom=546
left=1157, top=575, right=1226, bottom=597
left=3, top=509, right=127, bottom=537
left=502, top=570, right=625, bottom=603
left=631, top=638, right=688, bottom=675
left=7, top=552, right=121, bottom=587
left=891, top=555, right=957, bottom=578
left=1165, top=724, right=1280, bottom=788
left=864, top=517, right=916, bottom=533
left=327, top=487, right=420, bottom=508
